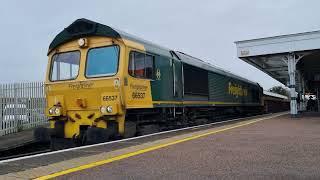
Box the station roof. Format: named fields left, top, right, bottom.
left=235, top=31, right=320, bottom=92
left=263, top=90, right=288, bottom=100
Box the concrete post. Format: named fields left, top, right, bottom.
left=287, top=53, right=298, bottom=116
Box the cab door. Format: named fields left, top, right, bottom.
left=125, top=50, right=154, bottom=108
left=172, top=58, right=183, bottom=101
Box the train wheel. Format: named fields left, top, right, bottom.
left=34, top=127, right=50, bottom=143
left=123, top=121, right=137, bottom=138
left=107, top=121, right=119, bottom=139
left=137, top=124, right=160, bottom=136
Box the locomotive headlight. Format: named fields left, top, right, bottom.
left=54, top=108, right=61, bottom=115
left=78, top=38, right=87, bottom=48
left=48, top=107, right=61, bottom=116
left=100, top=106, right=113, bottom=114
left=106, top=106, right=113, bottom=113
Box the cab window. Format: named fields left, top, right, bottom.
left=128, top=51, right=154, bottom=79
left=86, top=45, right=119, bottom=78
left=50, top=51, right=80, bottom=81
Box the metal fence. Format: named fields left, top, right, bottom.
left=0, top=82, right=47, bottom=136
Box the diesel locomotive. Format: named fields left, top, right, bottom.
left=35, top=19, right=264, bottom=149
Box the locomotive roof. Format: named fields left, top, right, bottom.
left=49, top=18, right=259, bottom=87
left=49, top=18, right=172, bottom=57
left=174, top=51, right=259, bottom=86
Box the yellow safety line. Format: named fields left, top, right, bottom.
left=35, top=117, right=265, bottom=180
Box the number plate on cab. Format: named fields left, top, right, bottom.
left=100, top=92, right=122, bottom=115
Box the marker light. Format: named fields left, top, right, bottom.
left=100, top=106, right=107, bottom=114
left=48, top=108, right=54, bottom=115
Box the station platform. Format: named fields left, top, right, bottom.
left=1, top=112, right=320, bottom=179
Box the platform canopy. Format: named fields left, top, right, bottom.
left=235, top=30, right=320, bottom=116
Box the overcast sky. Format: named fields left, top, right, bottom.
left=0, top=0, right=319, bottom=89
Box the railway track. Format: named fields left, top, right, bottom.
left=0, top=113, right=276, bottom=162
left=0, top=142, right=50, bottom=161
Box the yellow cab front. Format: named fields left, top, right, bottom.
left=45, top=36, right=126, bottom=141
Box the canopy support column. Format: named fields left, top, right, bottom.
left=284, top=53, right=302, bottom=117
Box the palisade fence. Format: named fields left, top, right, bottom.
left=0, top=82, right=47, bottom=136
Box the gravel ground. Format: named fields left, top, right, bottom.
left=58, top=113, right=320, bottom=180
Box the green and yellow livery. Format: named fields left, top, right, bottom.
left=35, top=19, right=263, bottom=149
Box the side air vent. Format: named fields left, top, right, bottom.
left=65, top=19, right=97, bottom=36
